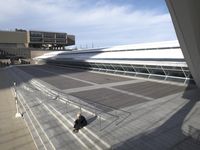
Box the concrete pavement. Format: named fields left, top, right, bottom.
left=1, top=64, right=200, bottom=150
left=0, top=68, right=36, bottom=150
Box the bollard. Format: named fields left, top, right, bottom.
left=14, top=82, right=22, bottom=118
left=15, top=97, right=22, bottom=118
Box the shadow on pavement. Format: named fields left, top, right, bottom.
left=112, top=85, right=200, bottom=150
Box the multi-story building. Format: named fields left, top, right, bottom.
left=28, top=30, right=75, bottom=49
left=0, top=29, right=75, bottom=59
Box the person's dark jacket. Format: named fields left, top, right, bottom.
left=74, top=115, right=87, bottom=129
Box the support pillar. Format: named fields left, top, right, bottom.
left=166, top=0, right=200, bottom=87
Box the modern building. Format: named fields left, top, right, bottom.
left=166, top=0, right=200, bottom=88
left=0, top=29, right=75, bottom=59
left=34, top=40, right=193, bottom=84
left=28, top=30, right=75, bottom=49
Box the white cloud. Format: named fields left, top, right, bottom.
left=0, top=0, right=177, bottom=47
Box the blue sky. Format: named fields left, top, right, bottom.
left=0, top=0, right=177, bottom=48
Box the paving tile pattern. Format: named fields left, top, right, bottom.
left=4, top=65, right=200, bottom=150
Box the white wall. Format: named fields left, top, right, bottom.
left=166, top=0, right=200, bottom=87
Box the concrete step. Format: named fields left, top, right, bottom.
left=16, top=79, right=112, bottom=150
left=9, top=67, right=123, bottom=149
left=47, top=100, right=115, bottom=149
left=18, top=90, right=86, bottom=150
left=17, top=92, right=55, bottom=150
left=48, top=101, right=110, bottom=149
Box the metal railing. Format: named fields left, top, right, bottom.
left=46, top=87, right=131, bottom=130
left=48, top=61, right=194, bottom=84
left=28, top=80, right=131, bottom=131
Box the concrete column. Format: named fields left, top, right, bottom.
left=166, top=0, right=200, bottom=87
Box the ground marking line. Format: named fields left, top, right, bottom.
left=16, top=92, right=47, bottom=150
left=34, top=67, right=97, bottom=85
left=36, top=98, right=91, bottom=150
left=18, top=93, right=56, bottom=150
left=108, top=87, right=154, bottom=101
left=63, top=79, right=145, bottom=93
left=9, top=70, right=46, bottom=150
left=46, top=103, right=104, bottom=150
left=48, top=103, right=110, bottom=149
left=11, top=87, right=39, bottom=150
left=32, top=67, right=154, bottom=101
left=31, top=80, right=107, bottom=121
left=48, top=64, right=187, bottom=87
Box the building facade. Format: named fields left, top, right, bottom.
left=0, top=29, right=75, bottom=59
left=28, top=30, right=75, bottom=49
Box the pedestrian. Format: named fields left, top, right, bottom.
left=73, top=112, right=87, bottom=133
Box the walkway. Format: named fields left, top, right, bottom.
left=0, top=68, right=36, bottom=150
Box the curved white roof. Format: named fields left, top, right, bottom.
left=34, top=40, right=181, bottom=60
left=102, top=40, right=179, bottom=51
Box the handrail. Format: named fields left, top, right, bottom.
left=27, top=81, right=123, bottom=130
left=50, top=89, right=131, bottom=129
left=30, top=79, right=117, bottom=119
left=49, top=88, right=120, bottom=119
left=51, top=88, right=131, bottom=116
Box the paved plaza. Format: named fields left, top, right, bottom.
left=1, top=64, right=200, bottom=149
